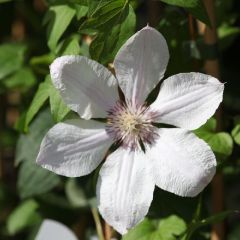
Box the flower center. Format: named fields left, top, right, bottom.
left=106, top=101, right=158, bottom=150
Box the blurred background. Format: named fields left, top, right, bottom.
left=0, top=0, right=240, bottom=239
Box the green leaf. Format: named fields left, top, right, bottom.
left=159, top=0, right=210, bottom=26
left=24, top=78, right=50, bottom=132
left=65, top=178, right=89, bottom=208
left=16, top=109, right=61, bottom=198
left=30, top=53, right=55, bottom=66
left=24, top=76, right=70, bottom=131
left=18, top=160, right=61, bottom=199
left=195, top=118, right=217, bottom=132
left=49, top=81, right=70, bottom=122
left=218, top=24, right=240, bottom=51
left=7, top=200, right=41, bottom=235
left=45, top=5, right=76, bottom=51
left=207, top=132, right=233, bottom=158
left=74, top=4, right=88, bottom=20
left=123, top=216, right=186, bottom=240
left=87, top=0, right=116, bottom=17
left=195, top=119, right=233, bottom=160
left=122, top=219, right=156, bottom=240
left=57, top=34, right=81, bottom=55
left=15, top=108, right=54, bottom=165
left=3, top=67, right=36, bottom=91
left=90, top=4, right=136, bottom=64
left=0, top=43, right=26, bottom=80
left=182, top=210, right=237, bottom=240
left=199, top=210, right=236, bottom=226
left=232, top=124, right=240, bottom=145
left=158, top=215, right=187, bottom=240
left=0, top=0, right=13, bottom=3
left=79, top=0, right=127, bottom=33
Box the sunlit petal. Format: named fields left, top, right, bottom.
left=148, top=128, right=216, bottom=197
left=36, top=119, right=113, bottom=177
left=150, top=73, right=224, bottom=130
left=114, top=26, right=169, bottom=105
left=97, top=147, right=155, bottom=234
left=50, top=56, right=119, bottom=119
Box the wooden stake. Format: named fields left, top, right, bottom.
left=188, top=14, right=199, bottom=71
left=199, top=1, right=225, bottom=240
left=148, top=0, right=162, bottom=27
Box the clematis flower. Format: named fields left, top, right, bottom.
left=36, top=26, right=224, bottom=234
left=36, top=219, right=78, bottom=240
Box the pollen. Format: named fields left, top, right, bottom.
left=106, top=101, right=158, bottom=150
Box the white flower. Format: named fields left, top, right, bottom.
left=36, top=26, right=224, bottom=234
left=36, top=219, right=78, bottom=240
left=36, top=219, right=116, bottom=240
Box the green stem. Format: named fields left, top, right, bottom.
left=91, top=207, right=105, bottom=240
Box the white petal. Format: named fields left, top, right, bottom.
left=97, top=147, right=155, bottom=234
left=36, top=119, right=113, bottom=177
left=114, top=26, right=169, bottom=105
left=150, top=73, right=224, bottom=130
left=148, top=128, right=216, bottom=197
left=50, top=56, right=119, bottom=119
left=36, top=219, right=78, bottom=240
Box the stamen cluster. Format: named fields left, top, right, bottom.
left=106, top=101, right=158, bottom=150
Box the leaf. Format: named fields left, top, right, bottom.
left=123, top=216, right=186, bottom=240
left=74, top=4, right=88, bottom=20
left=30, top=53, right=55, bottom=66
left=49, top=81, right=70, bottom=122
left=122, top=219, right=156, bottom=240
left=18, top=160, right=61, bottom=199
left=0, top=0, right=13, bottom=3
left=195, top=118, right=217, bottom=132
left=15, top=108, right=54, bottom=165
left=182, top=210, right=237, bottom=240
left=87, top=0, right=117, bottom=17
left=24, top=78, right=50, bottom=132
left=90, top=4, right=136, bottom=64
left=159, top=0, right=211, bottom=26
left=7, top=200, right=41, bottom=235
left=3, top=67, right=36, bottom=91
left=16, top=109, right=61, bottom=198
left=156, top=7, right=192, bottom=75
left=199, top=210, right=237, bottom=226
left=207, top=132, right=233, bottom=158
left=218, top=24, right=240, bottom=51
left=0, top=43, right=26, bottom=80
left=24, top=76, right=70, bottom=131
left=232, top=124, right=240, bottom=145
left=195, top=119, right=233, bottom=160
left=45, top=5, right=76, bottom=51
left=158, top=215, right=187, bottom=240
left=57, top=34, right=81, bottom=55
left=65, top=178, right=89, bottom=208
left=79, top=0, right=127, bottom=34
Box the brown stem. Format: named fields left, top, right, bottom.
left=147, top=0, right=162, bottom=27
left=187, top=14, right=199, bottom=71
left=199, top=1, right=225, bottom=240
left=104, top=222, right=113, bottom=240
left=188, top=14, right=197, bottom=41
